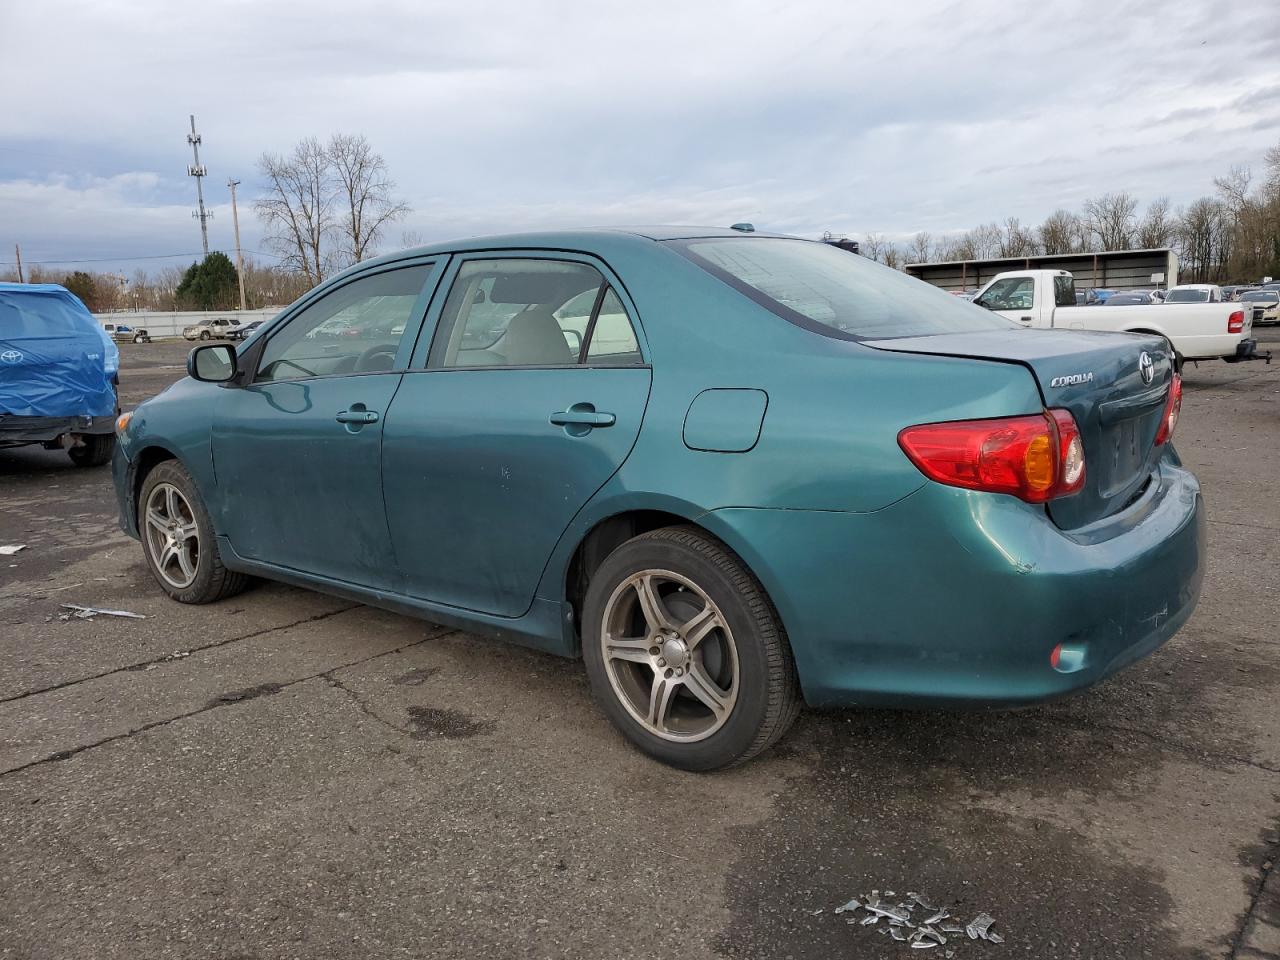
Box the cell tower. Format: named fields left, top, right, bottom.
left=186, top=114, right=212, bottom=255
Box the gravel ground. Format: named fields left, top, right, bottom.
left=1, top=332, right=1278, bottom=959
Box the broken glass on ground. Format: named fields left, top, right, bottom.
left=815, top=886, right=1006, bottom=953
left=59, top=603, right=146, bottom=620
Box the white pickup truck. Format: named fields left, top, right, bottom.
left=972, top=269, right=1268, bottom=366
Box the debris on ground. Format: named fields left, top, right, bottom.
left=0, top=544, right=27, bottom=555
left=820, top=887, right=1007, bottom=952
left=59, top=603, right=146, bottom=620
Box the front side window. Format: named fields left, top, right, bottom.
left=429, top=259, right=604, bottom=368
left=975, top=277, right=1034, bottom=311
left=674, top=238, right=1013, bottom=340
left=256, top=265, right=431, bottom=382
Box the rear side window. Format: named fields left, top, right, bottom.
left=1054, top=275, right=1076, bottom=307
left=673, top=238, right=1013, bottom=340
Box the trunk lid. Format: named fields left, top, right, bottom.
left=866, top=328, right=1174, bottom=529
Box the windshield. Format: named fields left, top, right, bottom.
left=673, top=238, right=1014, bottom=340
left=1166, top=288, right=1210, bottom=303
left=1241, top=291, right=1278, bottom=302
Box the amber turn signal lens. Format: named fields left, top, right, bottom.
left=116, top=412, right=132, bottom=433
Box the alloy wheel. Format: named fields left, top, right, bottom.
left=600, top=568, right=739, bottom=742
left=143, top=482, right=200, bottom=589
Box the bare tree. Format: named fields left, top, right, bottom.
left=861, top=233, right=888, bottom=263
left=256, top=137, right=334, bottom=285
left=1084, top=192, right=1138, bottom=251
left=1136, top=197, right=1176, bottom=248
left=906, top=232, right=933, bottom=264
left=999, top=217, right=1038, bottom=257
left=969, top=222, right=1002, bottom=259
left=328, top=134, right=410, bottom=264
left=1176, top=198, right=1227, bottom=282
left=881, top=242, right=903, bottom=270
left=399, top=229, right=424, bottom=250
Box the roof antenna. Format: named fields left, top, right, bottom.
left=729, top=222, right=755, bottom=233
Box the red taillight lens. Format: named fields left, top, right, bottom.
left=897, top=410, right=1086, bottom=503
left=1154, top=373, right=1182, bottom=445
left=1228, top=310, right=1244, bottom=334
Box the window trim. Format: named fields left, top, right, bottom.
left=411, top=251, right=648, bottom=371
left=238, top=257, right=445, bottom=386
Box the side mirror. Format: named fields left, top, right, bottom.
left=188, top=343, right=238, bottom=383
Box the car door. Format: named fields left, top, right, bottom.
left=974, top=275, right=1036, bottom=326
left=211, top=260, right=442, bottom=591
left=381, top=254, right=651, bottom=617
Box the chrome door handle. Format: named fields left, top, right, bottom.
left=335, top=409, right=379, bottom=424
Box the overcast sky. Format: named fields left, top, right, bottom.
left=2, top=0, right=1278, bottom=275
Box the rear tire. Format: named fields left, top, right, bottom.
left=582, top=526, right=801, bottom=771
left=68, top=433, right=115, bottom=467
left=139, top=460, right=251, bottom=604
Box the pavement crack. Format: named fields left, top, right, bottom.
left=1034, top=712, right=1280, bottom=776
left=1228, top=828, right=1280, bottom=960
left=0, top=629, right=453, bottom=780
left=0, top=603, right=362, bottom=706
left=325, top=674, right=413, bottom=738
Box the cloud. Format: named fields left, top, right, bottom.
left=1, top=0, right=1278, bottom=273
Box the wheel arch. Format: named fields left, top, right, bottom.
left=561, top=505, right=783, bottom=654
left=129, top=443, right=183, bottom=518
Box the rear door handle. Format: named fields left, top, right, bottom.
left=550, top=407, right=615, bottom=428
left=336, top=408, right=380, bottom=424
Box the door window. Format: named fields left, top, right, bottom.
left=255, top=265, right=431, bottom=382
left=975, top=277, right=1034, bottom=311
left=428, top=259, right=605, bottom=368
left=583, top=288, right=641, bottom=364
left=1053, top=275, right=1076, bottom=307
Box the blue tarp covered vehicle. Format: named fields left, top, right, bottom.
left=0, top=282, right=120, bottom=466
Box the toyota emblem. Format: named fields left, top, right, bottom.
left=0, top=349, right=23, bottom=364
left=1138, top=351, right=1154, bottom=385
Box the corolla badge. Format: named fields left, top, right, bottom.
left=1138, top=351, right=1154, bottom=384
left=0, top=349, right=23, bottom=364
left=1050, top=371, right=1094, bottom=387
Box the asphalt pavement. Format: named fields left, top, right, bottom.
left=1, top=333, right=1278, bottom=959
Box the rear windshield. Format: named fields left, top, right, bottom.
left=672, top=237, right=1015, bottom=340
left=1241, top=291, right=1278, bottom=302
left=1166, top=288, right=1210, bottom=302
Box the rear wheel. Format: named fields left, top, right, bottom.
left=139, top=460, right=250, bottom=603
left=582, top=526, right=801, bottom=771
left=68, top=433, right=115, bottom=467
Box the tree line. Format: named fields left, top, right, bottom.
left=864, top=139, right=1280, bottom=284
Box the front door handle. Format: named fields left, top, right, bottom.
left=1019, top=315, right=1033, bottom=324
left=550, top=406, right=616, bottom=428
left=336, top=408, right=380, bottom=424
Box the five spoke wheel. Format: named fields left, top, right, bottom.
left=143, top=482, right=200, bottom=589
left=600, top=569, right=739, bottom=742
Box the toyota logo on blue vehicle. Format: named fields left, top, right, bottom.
left=1, top=349, right=23, bottom=364
left=1138, top=351, right=1154, bottom=384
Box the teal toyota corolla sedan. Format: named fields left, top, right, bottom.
left=112, top=228, right=1204, bottom=770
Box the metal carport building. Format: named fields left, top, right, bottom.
left=905, top=248, right=1179, bottom=293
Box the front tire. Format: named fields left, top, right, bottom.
left=582, top=526, right=801, bottom=771
left=199, top=330, right=211, bottom=340
left=139, top=460, right=250, bottom=603
left=68, top=433, right=115, bottom=467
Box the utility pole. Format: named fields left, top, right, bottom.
left=227, top=178, right=247, bottom=312
left=186, top=114, right=211, bottom=256
left=13, top=243, right=24, bottom=283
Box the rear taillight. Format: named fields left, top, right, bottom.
left=1154, top=373, right=1182, bottom=445
left=897, top=409, right=1086, bottom=504
left=1228, top=310, right=1244, bottom=334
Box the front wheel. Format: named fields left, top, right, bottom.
left=582, top=526, right=801, bottom=771
left=199, top=330, right=211, bottom=340
left=139, top=460, right=250, bottom=603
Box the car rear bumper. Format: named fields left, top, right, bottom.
left=703, top=454, right=1204, bottom=708
left=0, top=414, right=115, bottom=448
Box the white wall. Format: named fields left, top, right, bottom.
left=93, top=308, right=282, bottom=339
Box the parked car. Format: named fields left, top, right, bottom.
left=1164, top=283, right=1223, bottom=303
left=973, top=270, right=1261, bottom=367
left=102, top=321, right=151, bottom=343
left=1241, top=289, right=1279, bottom=325
left=1086, top=288, right=1117, bottom=304
left=183, top=316, right=242, bottom=340
left=1101, top=292, right=1157, bottom=306
left=113, top=228, right=1205, bottom=770
left=228, top=320, right=265, bottom=341
left=1, top=282, right=119, bottom=466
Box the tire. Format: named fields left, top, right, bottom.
left=199, top=330, right=211, bottom=340
left=138, top=460, right=251, bottom=604
left=68, top=433, right=115, bottom=467
left=581, top=526, right=801, bottom=771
